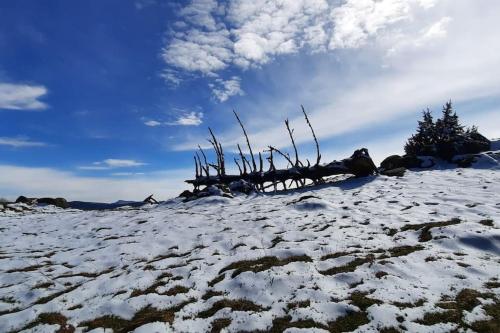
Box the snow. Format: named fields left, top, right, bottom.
left=1, top=165, right=500, bottom=332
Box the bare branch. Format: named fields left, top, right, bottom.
left=237, top=144, right=248, bottom=174
left=194, top=155, right=199, bottom=178
left=301, top=105, right=321, bottom=165
left=233, top=110, right=257, bottom=172
left=285, top=119, right=300, bottom=166
left=258, top=152, right=263, bottom=173
left=198, top=145, right=209, bottom=176
left=268, top=145, right=294, bottom=166
left=234, top=158, right=242, bottom=175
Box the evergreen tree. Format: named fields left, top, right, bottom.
left=404, top=100, right=489, bottom=160
left=434, top=100, right=464, bottom=142
left=404, top=109, right=435, bottom=155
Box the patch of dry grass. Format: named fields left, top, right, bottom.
left=219, top=255, right=312, bottom=278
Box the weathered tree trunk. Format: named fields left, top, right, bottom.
left=186, top=148, right=377, bottom=190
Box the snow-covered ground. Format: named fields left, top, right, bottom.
left=1, top=164, right=500, bottom=332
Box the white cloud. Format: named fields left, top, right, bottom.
left=161, top=0, right=444, bottom=102
left=162, top=29, right=233, bottom=74
left=0, top=137, right=47, bottom=148
left=111, top=172, right=145, bottom=176
left=416, top=0, right=438, bottom=9
left=162, top=0, right=433, bottom=75
left=170, top=0, right=500, bottom=156
left=0, top=165, right=189, bottom=202
left=179, top=0, right=220, bottom=30
left=166, top=111, right=203, bottom=126
left=79, top=159, right=147, bottom=170
left=103, top=159, right=146, bottom=167
left=144, top=120, right=162, bottom=127
left=0, top=83, right=48, bottom=110
left=209, top=76, right=244, bottom=102
left=416, top=16, right=451, bottom=45
left=160, top=69, right=183, bottom=86
left=328, top=0, right=411, bottom=49
left=135, top=0, right=156, bottom=10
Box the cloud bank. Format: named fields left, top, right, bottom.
left=166, top=0, right=500, bottom=154
left=0, top=165, right=188, bottom=202
left=0, top=137, right=47, bottom=148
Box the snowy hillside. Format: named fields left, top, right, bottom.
left=1, top=167, right=500, bottom=332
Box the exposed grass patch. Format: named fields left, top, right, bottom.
left=328, top=310, right=370, bottom=332
left=392, top=299, right=425, bottom=308
left=34, top=284, right=80, bottom=305
left=379, top=245, right=424, bottom=259
left=54, top=267, right=114, bottom=279
left=80, top=299, right=194, bottom=332
left=219, top=255, right=312, bottom=278
left=417, top=289, right=498, bottom=331
left=130, top=280, right=164, bottom=298
left=400, top=218, right=461, bottom=242
left=478, top=219, right=494, bottom=227
left=202, top=290, right=225, bottom=300
left=210, top=318, right=232, bottom=333
left=286, top=300, right=311, bottom=311
left=265, top=316, right=329, bottom=332
left=198, top=299, right=266, bottom=319
left=470, top=300, right=500, bottom=333
left=349, top=291, right=382, bottom=311
left=147, top=251, right=189, bottom=264
left=415, top=309, right=461, bottom=325
left=379, top=327, right=400, bottom=333
left=157, top=272, right=173, bottom=280
left=485, top=281, right=500, bottom=289
left=6, top=264, right=44, bottom=273
left=208, top=274, right=225, bottom=287
left=319, top=255, right=374, bottom=275
left=269, top=236, right=285, bottom=248
left=0, top=296, right=16, bottom=304
left=231, top=243, right=246, bottom=250
left=32, top=281, right=54, bottom=289
left=21, top=312, right=75, bottom=333
left=68, top=304, right=83, bottom=310
left=165, top=285, right=190, bottom=296
left=320, top=250, right=359, bottom=261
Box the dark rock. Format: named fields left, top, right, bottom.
left=436, top=133, right=490, bottom=161
left=380, top=155, right=404, bottom=170
left=15, top=195, right=33, bottom=204
left=381, top=167, right=406, bottom=177
left=178, top=190, right=194, bottom=198
left=182, top=183, right=234, bottom=202
left=229, top=180, right=256, bottom=194
left=345, top=148, right=378, bottom=177
left=401, top=155, right=423, bottom=168
left=380, top=154, right=435, bottom=171
left=37, top=197, right=69, bottom=209
left=462, top=132, right=490, bottom=154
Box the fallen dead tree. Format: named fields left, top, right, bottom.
left=185, top=106, right=377, bottom=193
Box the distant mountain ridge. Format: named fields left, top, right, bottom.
left=68, top=200, right=145, bottom=210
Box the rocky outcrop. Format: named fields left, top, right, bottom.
left=179, top=184, right=234, bottom=202
left=343, top=148, right=378, bottom=177
left=37, top=197, right=69, bottom=209
left=380, top=167, right=406, bottom=177
left=15, top=196, right=69, bottom=209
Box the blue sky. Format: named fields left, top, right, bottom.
left=1, top=0, right=499, bottom=201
